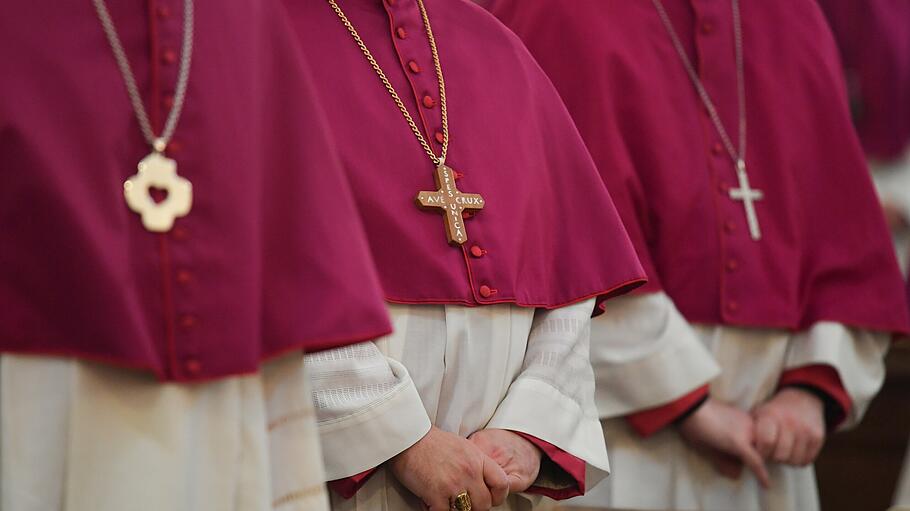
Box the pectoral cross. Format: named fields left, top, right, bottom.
left=728, top=159, right=763, bottom=241
left=415, top=164, right=485, bottom=245
left=123, top=152, right=193, bottom=232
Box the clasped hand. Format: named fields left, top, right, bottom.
left=679, top=388, right=827, bottom=488
left=389, top=426, right=542, bottom=511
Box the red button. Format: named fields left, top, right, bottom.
left=163, top=94, right=175, bottom=109
left=717, top=182, right=730, bottom=193
left=184, top=358, right=201, bottom=375
left=407, top=60, right=421, bottom=74
left=176, top=269, right=192, bottom=285
left=479, top=285, right=493, bottom=298
left=386, top=0, right=396, bottom=5
left=396, top=27, right=407, bottom=39
left=422, top=95, right=436, bottom=108
left=172, top=225, right=190, bottom=240
left=157, top=5, right=171, bottom=18
left=462, top=211, right=474, bottom=219
left=470, top=245, right=485, bottom=258
left=178, top=314, right=198, bottom=329
left=168, top=139, right=183, bottom=153
left=724, top=220, right=736, bottom=233
left=700, top=21, right=714, bottom=34
left=726, top=300, right=739, bottom=313
left=161, top=49, right=178, bottom=65
left=726, top=259, right=739, bottom=272
left=712, top=142, right=724, bottom=156
left=435, top=131, right=445, bottom=144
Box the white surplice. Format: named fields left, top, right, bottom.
left=306, top=299, right=609, bottom=511
left=1, top=352, right=329, bottom=511
left=566, top=293, right=889, bottom=511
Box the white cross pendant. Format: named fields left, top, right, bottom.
left=728, top=159, right=763, bottom=241
left=123, top=152, right=193, bottom=232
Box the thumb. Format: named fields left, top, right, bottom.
left=482, top=454, right=510, bottom=506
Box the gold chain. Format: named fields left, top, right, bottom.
left=327, top=0, right=449, bottom=166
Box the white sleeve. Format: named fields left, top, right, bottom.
left=783, top=322, right=890, bottom=430
left=304, top=342, right=431, bottom=480
left=872, top=157, right=910, bottom=224
left=589, top=292, right=720, bottom=418
left=484, top=298, right=611, bottom=490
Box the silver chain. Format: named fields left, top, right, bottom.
left=92, top=0, right=194, bottom=153
left=652, top=0, right=746, bottom=165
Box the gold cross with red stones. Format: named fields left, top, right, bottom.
left=415, top=164, right=485, bottom=245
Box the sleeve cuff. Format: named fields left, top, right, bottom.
left=778, top=364, right=852, bottom=430
left=625, top=385, right=710, bottom=437
left=327, top=468, right=378, bottom=499
left=511, top=431, right=586, bottom=500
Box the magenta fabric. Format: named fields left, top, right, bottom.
left=491, top=0, right=910, bottom=334
left=817, top=0, right=910, bottom=162
left=0, top=0, right=392, bottom=381
left=282, top=0, right=646, bottom=311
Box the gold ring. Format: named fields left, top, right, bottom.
left=451, top=491, right=472, bottom=511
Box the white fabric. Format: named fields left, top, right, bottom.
left=1, top=353, right=330, bottom=511
left=566, top=292, right=889, bottom=511
left=306, top=300, right=608, bottom=510
left=591, top=294, right=720, bottom=417
left=872, top=151, right=910, bottom=273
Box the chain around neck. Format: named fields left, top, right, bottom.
left=328, top=0, right=449, bottom=166
left=92, top=0, right=194, bottom=154
left=652, top=0, right=746, bottom=165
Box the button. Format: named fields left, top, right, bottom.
left=178, top=314, right=198, bottom=329
left=462, top=211, right=474, bottom=219
left=724, top=220, right=736, bottom=233
left=717, top=182, right=730, bottom=194
left=479, top=285, right=493, bottom=298
left=700, top=21, right=714, bottom=35
left=435, top=131, right=445, bottom=144
left=172, top=225, right=190, bottom=240
left=453, top=170, right=464, bottom=180
left=396, top=27, right=407, bottom=39
left=168, top=139, right=183, bottom=153
left=176, top=269, right=192, bottom=285
left=422, top=95, right=436, bottom=108
left=712, top=142, right=724, bottom=156
left=726, top=259, right=739, bottom=272
left=385, top=0, right=396, bottom=5
left=726, top=300, right=739, bottom=313
left=184, top=358, right=202, bottom=375
left=163, top=94, right=175, bottom=109
left=470, top=245, right=485, bottom=258
left=161, top=49, right=178, bottom=65
left=407, top=60, right=421, bottom=74
left=157, top=5, right=171, bottom=18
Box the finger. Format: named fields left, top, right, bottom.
left=789, top=436, right=809, bottom=466
left=739, top=442, right=771, bottom=489
left=467, top=477, right=494, bottom=511
left=754, top=415, right=778, bottom=459
left=482, top=455, right=510, bottom=506
left=772, top=427, right=795, bottom=464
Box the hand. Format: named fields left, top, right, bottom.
left=882, top=201, right=910, bottom=233
left=389, top=426, right=510, bottom=511
left=678, top=398, right=770, bottom=488
left=469, top=429, right=543, bottom=493
left=752, top=388, right=826, bottom=467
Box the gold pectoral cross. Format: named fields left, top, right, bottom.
left=415, top=164, right=485, bottom=245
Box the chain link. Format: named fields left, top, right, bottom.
left=652, top=0, right=746, bottom=165
left=92, top=0, right=194, bottom=153
left=327, top=0, right=448, bottom=166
